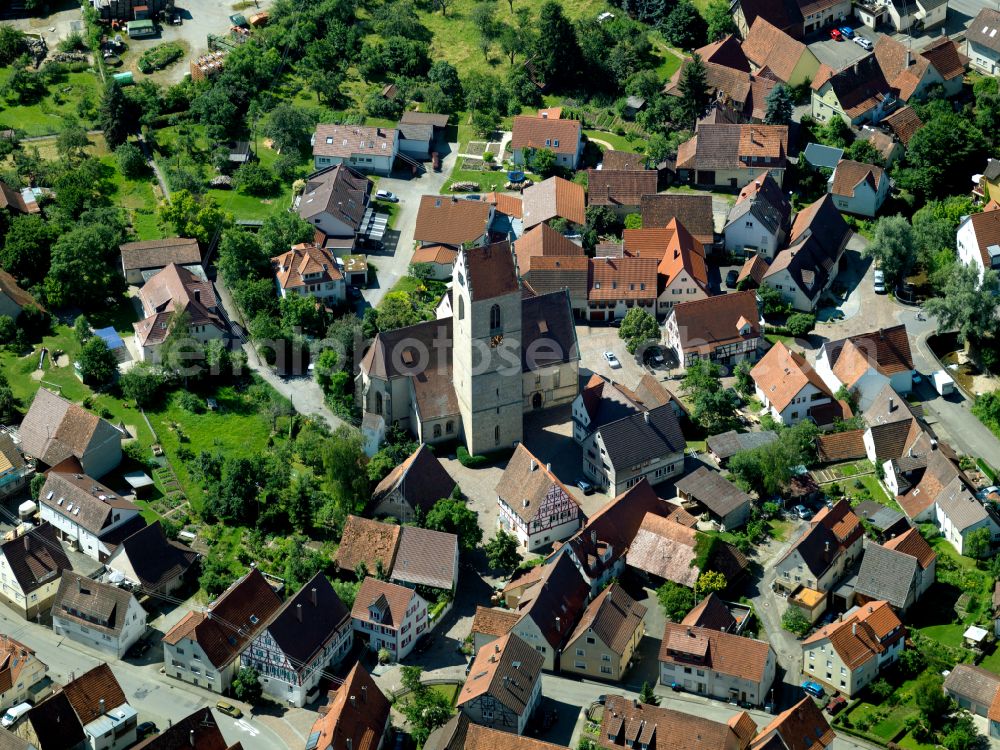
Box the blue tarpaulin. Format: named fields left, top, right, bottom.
left=94, top=326, right=126, bottom=351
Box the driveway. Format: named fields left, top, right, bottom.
left=809, top=32, right=883, bottom=70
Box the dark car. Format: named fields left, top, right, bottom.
left=137, top=722, right=158, bottom=740
left=347, top=285, right=362, bottom=300
left=576, top=478, right=595, bottom=495
left=726, top=269, right=739, bottom=288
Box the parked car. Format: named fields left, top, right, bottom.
left=137, top=722, right=159, bottom=740
left=978, top=486, right=1000, bottom=500
left=642, top=346, right=666, bottom=367
left=829, top=28, right=843, bottom=40
left=794, top=504, right=812, bottom=520
left=726, top=269, right=739, bottom=288
left=597, top=695, right=607, bottom=705
left=347, top=285, right=362, bottom=300
left=826, top=696, right=847, bottom=715
left=216, top=701, right=242, bottom=719
left=604, top=351, right=621, bottom=369
left=376, top=190, right=398, bottom=202
left=873, top=269, right=886, bottom=294
left=577, top=478, right=595, bottom=495
left=839, top=25, right=855, bottom=37
left=854, top=35, right=873, bottom=50
left=2, top=703, right=31, bottom=728
left=802, top=680, right=825, bottom=699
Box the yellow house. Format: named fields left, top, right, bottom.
left=561, top=583, right=646, bottom=681
left=742, top=18, right=819, bottom=87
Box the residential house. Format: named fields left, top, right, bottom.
left=458, top=633, right=543, bottom=735
left=19, top=388, right=122, bottom=479
left=654, top=218, right=711, bottom=315
left=663, top=290, right=763, bottom=368
left=307, top=663, right=391, bottom=750
left=660, top=623, right=776, bottom=706
left=917, top=36, right=966, bottom=96
left=0, top=636, right=48, bottom=711
left=674, top=467, right=752, bottom=530
left=957, top=203, right=1000, bottom=282
left=296, top=165, right=373, bottom=241
left=514, top=224, right=588, bottom=314
left=944, top=664, right=1000, bottom=725
left=572, top=373, right=684, bottom=445
left=51, top=571, right=146, bottom=659
left=426, top=717, right=570, bottom=750
left=854, top=501, right=909, bottom=540
left=723, top=173, right=791, bottom=260
left=414, top=196, right=494, bottom=249
left=271, top=243, right=346, bottom=306
left=398, top=121, right=433, bottom=160
left=853, top=529, right=936, bottom=613
left=815, top=326, right=914, bottom=408
left=774, top=500, right=864, bottom=620
left=561, top=583, right=645, bottom=682
left=0, top=524, right=71, bottom=619
left=682, top=593, right=739, bottom=633
left=400, top=110, right=450, bottom=133
left=883, top=0, right=948, bottom=33
left=39, top=461, right=142, bottom=562
left=104, top=520, right=197, bottom=597
left=828, top=160, right=890, bottom=217
left=742, top=18, right=820, bottom=85
left=966, top=9, right=1000, bottom=74
left=803, top=143, right=845, bottom=170
left=131, top=708, right=232, bottom=750
left=707, top=429, right=778, bottom=466
left=496, top=444, right=583, bottom=551
left=602, top=694, right=760, bottom=750
left=749, top=697, right=836, bottom=750
left=511, top=115, right=583, bottom=170
left=391, top=526, right=460, bottom=592
left=0, top=180, right=37, bottom=217
left=161, top=568, right=282, bottom=693
left=522, top=177, right=586, bottom=231
left=0, top=271, right=41, bottom=323
left=586, top=169, right=657, bottom=216
left=801, top=0, right=851, bottom=32
left=973, top=159, right=1000, bottom=205
left=334, top=515, right=400, bottom=578
left=676, top=124, right=790, bottom=189
left=369, top=444, right=456, bottom=522
left=586, top=256, right=659, bottom=322
left=133, top=263, right=227, bottom=363
left=582, top=404, right=686, bottom=495
left=241, top=573, right=353, bottom=707
left=730, top=0, right=804, bottom=38
left=735, top=255, right=770, bottom=289
left=761, top=194, right=852, bottom=312
left=411, top=245, right=458, bottom=280
left=16, top=664, right=137, bottom=750
left=311, top=124, right=399, bottom=175
left=640, top=194, right=715, bottom=254
left=858, top=125, right=904, bottom=167
left=934, top=475, right=1000, bottom=556
left=119, top=238, right=202, bottom=286
left=751, top=341, right=833, bottom=426
left=603, top=151, right=649, bottom=171
left=801, top=601, right=905, bottom=695
left=882, top=106, right=924, bottom=148
left=471, top=606, right=524, bottom=657
left=351, top=577, right=429, bottom=661
left=810, top=55, right=894, bottom=125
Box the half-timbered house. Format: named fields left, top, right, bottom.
left=458, top=633, right=543, bottom=735
left=350, top=577, right=429, bottom=661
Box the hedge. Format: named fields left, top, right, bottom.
left=978, top=459, right=998, bottom=484
left=457, top=446, right=488, bottom=468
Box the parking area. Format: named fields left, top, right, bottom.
left=808, top=29, right=885, bottom=70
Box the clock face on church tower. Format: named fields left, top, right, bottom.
left=490, top=334, right=504, bottom=348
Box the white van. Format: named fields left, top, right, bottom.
left=1, top=702, right=31, bottom=728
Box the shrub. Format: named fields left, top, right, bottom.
left=175, top=391, right=204, bottom=414
left=786, top=313, right=816, bottom=337
left=234, top=161, right=279, bottom=196
left=457, top=445, right=488, bottom=468
left=781, top=607, right=811, bottom=636
left=0, top=315, right=15, bottom=345
left=115, top=142, right=147, bottom=178
left=137, top=42, right=184, bottom=73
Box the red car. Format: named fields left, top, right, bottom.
left=830, top=28, right=843, bottom=40
left=826, top=696, right=847, bottom=715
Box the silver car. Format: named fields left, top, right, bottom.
left=854, top=36, right=873, bottom=50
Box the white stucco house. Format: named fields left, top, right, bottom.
left=957, top=206, right=1000, bottom=283
left=828, top=160, right=890, bottom=217
left=751, top=342, right=833, bottom=426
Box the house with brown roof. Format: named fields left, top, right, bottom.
left=0, top=270, right=42, bottom=323
left=627, top=512, right=748, bottom=587
left=881, top=106, right=924, bottom=148
left=810, top=55, right=894, bottom=126
left=19, top=389, right=122, bottom=479
left=271, top=243, right=346, bottom=306
left=351, top=577, right=429, bottom=660
left=966, top=8, right=1000, bottom=74
left=522, top=177, right=585, bottom=230
left=52, top=571, right=146, bottom=659
left=742, top=18, right=819, bottom=85
left=957, top=202, right=1000, bottom=282
left=426, top=716, right=570, bottom=750
left=0, top=636, right=48, bottom=712
left=335, top=515, right=401, bottom=579
left=677, top=124, right=789, bottom=189
left=659, top=623, right=776, bottom=706
left=750, top=697, right=836, bottom=750
left=312, top=124, right=399, bottom=175
left=458, top=633, right=543, bottom=735
left=572, top=373, right=685, bottom=445
left=297, top=165, right=373, bottom=242
left=511, top=115, right=583, bottom=171
left=828, top=159, right=890, bottom=217
left=411, top=244, right=458, bottom=280
left=104, top=520, right=197, bottom=596
left=132, top=708, right=234, bottom=750
left=815, top=325, right=914, bottom=407
left=853, top=529, right=936, bottom=614
left=640, top=193, right=716, bottom=252
left=307, top=663, right=391, bottom=750
left=752, top=341, right=833, bottom=426
left=944, top=664, right=1000, bottom=737
left=496, top=444, right=583, bottom=551
left=858, top=124, right=904, bottom=167
left=730, top=0, right=804, bottom=38
left=241, top=573, right=353, bottom=707
left=162, top=568, right=282, bottom=693
left=369, top=444, right=455, bottom=522
left=119, top=237, right=202, bottom=285
left=133, top=263, right=227, bottom=363
left=587, top=169, right=657, bottom=216
left=514, top=224, right=588, bottom=313
left=602, top=693, right=758, bottom=750
left=586, top=256, right=659, bottom=322
left=470, top=606, right=524, bottom=656
left=414, top=196, right=495, bottom=250
left=723, top=173, right=791, bottom=261
left=561, top=583, right=645, bottom=681
left=675, top=467, right=752, bottom=530
left=655, top=219, right=710, bottom=315
left=0, top=524, right=72, bottom=619
left=802, top=600, right=904, bottom=695
left=0, top=180, right=37, bottom=218
left=663, top=290, right=764, bottom=369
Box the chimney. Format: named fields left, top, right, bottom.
left=99, top=698, right=105, bottom=715
left=495, top=643, right=501, bottom=653
left=591, top=530, right=597, bottom=544
left=906, top=49, right=912, bottom=66
left=530, top=459, right=537, bottom=471
left=888, top=397, right=895, bottom=412
left=362, top=685, right=368, bottom=703
left=931, top=439, right=938, bottom=450
left=297, top=603, right=303, bottom=622
left=350, top=695, right=357, bottom=708
left=824, top=541, right=830, bottom=553
left=23, top=535, right=28, bottom=552
left=347, top=740, right=353, bottom=750
left=522, top=499, right=530, bottom=508
left=545, top=462, right=551, bottom=472
left=852, top=623, right=857, bottom=636
left=643, top=411, right=650, bottom=424
left=77, top=577, right=82, bottom=593
left=556, top=616, right=561, bottom=631
left=541, top=111, right=548, bottom=119
left=674, top=249, right=679, bottom=259
left=311, top=587, right=318, bottom=606
left=189, top=730, right=195, bottom=747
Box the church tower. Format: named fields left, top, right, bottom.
left=452, top=242, right=524, bottom=455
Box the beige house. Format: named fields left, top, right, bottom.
left=0, top=636, right=48, bottom=710
left=271, top=243, right=346, bottom=306
left=0, top=524, right=71, bottom=619
left=742, top=18, right=820, bottom=86
left=802, top=601, right=905, bottom=696
left=369, top=444, right=455, bottom=522
left=562, top=583, right=645, bottom=682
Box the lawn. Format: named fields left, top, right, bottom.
left=768, top=518, right=794, bottom=541
left=101, top=155, right=164, bottom=241
left=443, top=167, right=513, bottom=193
left=584, top=129, right=648, bottom=152
left=396, top=682, right=461, bottom=707
left=0, top=68, right=102, bottom=136
left=855, top=473, right=894, bottom=506
left=915, top=623, right=965, bottom=648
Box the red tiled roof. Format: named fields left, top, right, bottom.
left=309, top=664, right=390, bottom=750
left=751, top=341, right=830, bottom=412
left=414, top=196, right=491, bottom=246
left=831, top=159, right=884, bottom=198
left=587, top=169, right=658, bottom=208
left=669, top=290, right=761, bottom=355
left=660, top=622, right=773, bottom=683
left=588, top=257, right=658, bottom=301
left=742, top=18, right=809, bottom=83
left=511, top=116, right=581, bottom=155
left=657, top=218, right=708, bottom=290
left=522, top=176, right=586, bottom=228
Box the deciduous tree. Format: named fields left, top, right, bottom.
left=618, top=307, right=659, bottom=354
left=426, top=498, right=482, bottom=552
left=77, top=337, right=118, bottom=387
left=863, top=215, right=916, bottom=285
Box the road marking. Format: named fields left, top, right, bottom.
left=235, top=719, right=259, bottom=736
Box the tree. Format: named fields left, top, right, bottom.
left=396, top=667, right=453, bottom=745
left=639, top=681, right=660, bottom=706
left=781, top=607, right=810, bottom=636
left=618, top=307, right=659, bottom=354
left=656, top=580, right=694, bottom=621
left=45, top=224, right=124, bottom=309
left=678, top=54, right=709, bottom=126
left=942, top=714, right=983, bottom=750
left=756, top=284, right=790, bottom=315
left=786, top=313, right=815, bottom=337
left=764, top=84, right=793, bottom=126
left=697, top=570, right=726, bottom=595
left=485, top=530, right=521, bottom=572
left=863, top=215, right=916, bottom=285
left=73, top=314, right=92, bottom=343
left=965, top=526, right=992, bottom=560
left=914, top=673, right=952, bottom=720
left=661, top=0, right=707, bottom=50
left=100, top=81, right=134, bottom=149
left=0, top=315, right=15, bottom=345
left=262, top=103, right=314, bottom=154
left=199, top=550, right=238, bottom=596
left=844, top=138, right=881, bottom=165
left=925, top=265, right=1000, bottom=347
left=704, top=0, right=737, bottom=40
left=425, top=498, right=482, bottom=552
left=377, top=291, right=423, bottom=331
left=895, top=112, right=987, bottom=201
left=259, top=211, right=315, bottom=257
left=56, top=122, right=91, bottom=162
left=232, top=667, right=263, bottom=704
left=532, top=2, right=581, bottom=89
left=77, top=337, right=118, bottom=387
left=682, top=359, right=737, bottom=434
left=529, top=147, right=558, bottom=177
left=217, top=230, right=269, bottom=287
left=234, top=162, right=279, bottom=196
left=159, top=190, right=230, bottom=246
left=729, top=421, right=817, bottom=497
left=734, top=360, right=753, bottom=398
left=119, top=363, right=166, bottom=407
left=2, top=214, right=57, bottom=286
left=323, top=426, right=370, bottom=513
left=115, top=142, right=146, bottom=178
left=30, top=472, right=46, bottom=500
left=0, top=25, right=26, bottom=66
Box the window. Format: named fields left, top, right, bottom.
left=601, top=665, right=613, bottom=674
left=433, top=424, right=442, bottom=438
left=446, top=421, right=455, bottom=434
left=575, top=661, right=586, bottom=668
left=490, top=304, right=502, bottom=331
left=576, top=648, right=586, bottom=656
left=495, top=425, right=501, bottom=444
left=602, top=654, right=611, bottom=662
left=458, top=296, right=465, bottom=320
left=586, top=637, right=596, bottom=644
left=376, top=392, right=383, bottom=415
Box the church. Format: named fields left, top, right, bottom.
left=357, top=241, right=580, bottom=455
